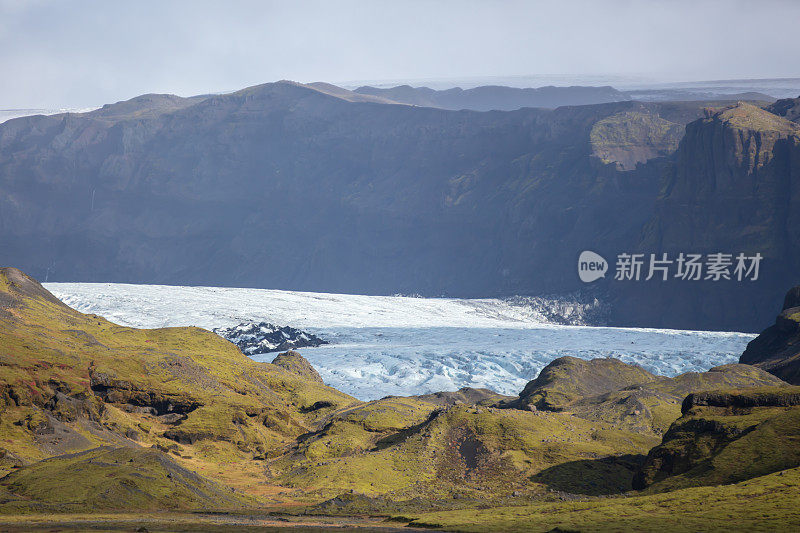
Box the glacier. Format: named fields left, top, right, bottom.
left=45, top=282, right=756, bottom=401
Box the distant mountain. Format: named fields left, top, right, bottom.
left=0, top=80, right=797, bottom=330
left=623, top=89, right=776, bottom=103
left=766, top=95, right=800, bottom=122
left=353, top=84, right=630, bottom=110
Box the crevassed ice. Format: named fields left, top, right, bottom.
left=45, top=282, right=755, bottom=401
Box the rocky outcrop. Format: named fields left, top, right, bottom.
left=502, top=356, right=657, bottom=411
left=767, top=96, right=800, bottom=123
left=739, top=286, right=800, bottom=383
left=682, top=387, right=800, bottom=412
left=213, top=322, right=327, bottom=355
left=634, top=386, right=800, bottom=490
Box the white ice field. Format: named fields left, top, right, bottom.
left=46, top=283, right=756, bottom=401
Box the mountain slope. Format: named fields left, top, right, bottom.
left=1, top=81, right=797, bottom=329
left=740, top=285, right=800, bottom=383
left=502, top=356, right=784, bottom=436
left=0, top=266, right=357, bottom=499
left=0, top=82, right=688, bottom=300
left=621, top=102, right=800, bottom=330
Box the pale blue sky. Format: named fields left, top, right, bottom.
left=2, top=0, right=799, bottom=108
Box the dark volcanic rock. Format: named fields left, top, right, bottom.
left=213, top=322, right=327, bottom=355
left=740, top=286, right=800, bottom=384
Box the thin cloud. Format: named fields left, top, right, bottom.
left=1, top=0, right=799, bottom=108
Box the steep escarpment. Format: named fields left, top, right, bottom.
left=0, top=82, right=723, bottom=328
left=634, top=386, right=800, bottom=491
left=617, top=102, right=800, bottom=330
left=2, top=81, right=798, bottom=331
left=740, top=285, right=800, bottom=383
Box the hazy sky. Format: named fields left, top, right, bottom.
left=2, top=0, right=799, bottom=108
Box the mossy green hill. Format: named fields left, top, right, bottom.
left=0, top=266, right=357, bottom=505
left=0, top=445, right=253, bottom=513
left=502, top=356, right=784, bottom=436
left=2, top=267, right=800, bottom=531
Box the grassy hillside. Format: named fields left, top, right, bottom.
left=2, top=267, right=800, bottom=529
left=0, top=446, right=253, bottom=513
left=409, top=466, right=800, bottom=532
left=0, top=266, right=357, bottom=504
left=635, top=386, right=800, bottom=491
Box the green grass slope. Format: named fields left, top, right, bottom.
left=0, top=266, right=358, bottom=501
left=634, top=386, right=800, bottom=491
left=0, top=446, right=253, bottom=513
left=409, top=466, right=800, bottom=532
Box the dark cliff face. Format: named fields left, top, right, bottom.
left=0, top=82, right=797, bottom=330
left=608, top=103, right=800, bottom=331
left=739, top=286, right=800, bottom=384
left=0, top=82, right=680, bottom=298
left=766, top=96, right=800, bottom=123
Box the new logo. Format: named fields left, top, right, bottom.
left=578, top=251, right=608, bottom=283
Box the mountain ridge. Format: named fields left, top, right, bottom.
left=1, top=83, right=797, bottom=330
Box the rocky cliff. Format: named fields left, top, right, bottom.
left=1, top=82, right=797, bottom=330
left=616, top=102, right=800, bottom=330
left=739, top=285, right=800, bottom=383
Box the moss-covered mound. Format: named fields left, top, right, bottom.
left=414, top=387, right=514, bottom=407
left=502, top=357, right=784, bottom=436
left=0, top=446, right=252, bottom=512
left=504, top=356, right=658, bottom=412
left=0, top=266, right=358, bottom=501
left=271, top=350, right=324, bottom=383
left=634, top=386, right=800, bottom=491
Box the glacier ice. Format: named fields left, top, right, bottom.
left=46, top=282, right=755, bottom=401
